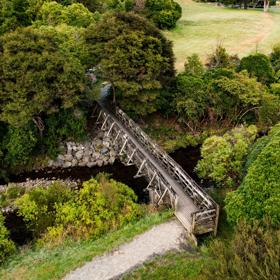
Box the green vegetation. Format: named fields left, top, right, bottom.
left=198, top=220, right=280, bottom=280
left=86, top=12, right=175, bottom=116
left=123, top=251, right=204, bottom=280
left=225, top=124, right=280, bottom=226
left=144, top=0, right=182, bottom=29
left=0, top=211, right=172, bottom=280
left=13, top=174, right=140, bottom=243
left=0, top=213, right=16, bottom=264
left=196, top=125, right=257, bottom=188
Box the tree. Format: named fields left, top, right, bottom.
left=144, top=0, right=182, bottom=30
left=0, top=26, right=87, bottom=128
left=239, top=53, right=275, bottom=84
left=36, top=1, right=95, bottom=27
left=196, top=125, right=257, bottom=188
left=225, top=124, right=280, bottom=226
left=198, top=220, right=280, bottom=280
left=85, top=12, right=175, bottom=116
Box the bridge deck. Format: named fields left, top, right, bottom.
left=100, top=105, right=199, bottom=231
left=96, top=99, right=219, bottom=236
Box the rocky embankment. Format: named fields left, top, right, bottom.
left=48, top=131, right=118, bottom=168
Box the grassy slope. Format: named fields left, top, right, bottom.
left=123, top=251, right=204, bottom=280
left=0, top=211, right=172, bottom=280
left=165, top=0, right=280, bottom=71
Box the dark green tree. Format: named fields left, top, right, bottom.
left=0, top=26, right=87, bottom=128
left=144, top=0, right=182, bottom=29
left=239, top=53, right=275, bottom=84
left=85, top=12, right=175, bottom=116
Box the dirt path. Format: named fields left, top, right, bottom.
left=63, top=220, right=189, bottom=280
left=231, top=12, right=275, bottom=54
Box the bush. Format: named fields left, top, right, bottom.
left=225, top=124, right=280, bottom=226
left=196, top=125, right=257, bottom=188
left=42, top=109, right=87, bottom=158
left=3, top=124, right=38, bottom=167
left=36, top=2, right=95, bottom=27
left=199, top=220, right=280, bottom=280
left=270, top=44, right=280, bottom=72
left=0, top=212, right=16, bottom=264
left=145, top=0, right=182, bottom=30
left=15, top=182, right=72, bottom=238
left=206, top=45, right=240, bottom=70
left=239, top=53, right=275, bottom=84
left=43, top=174, right=140, bottom=243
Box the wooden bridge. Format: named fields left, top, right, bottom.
left=94, top=102, right=219, bottom=238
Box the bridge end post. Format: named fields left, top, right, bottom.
left=214, top=205, right=220, bottom=236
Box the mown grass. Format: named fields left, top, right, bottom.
left=123, top=251, right=205, bottom=280
left=0, top=210, right=172, bottom=280
left=166, top=0, right=280, bottom=71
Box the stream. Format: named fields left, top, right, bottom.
left=3, top=146, right=203, bottom=245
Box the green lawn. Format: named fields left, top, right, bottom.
left=0, top=211, right=172, bottom=280
left=123, top=251, right=204, bottom=280
left=165, top=0, right=280, bottom=71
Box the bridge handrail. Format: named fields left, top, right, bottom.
left=114, top=107, right=217, bottom=210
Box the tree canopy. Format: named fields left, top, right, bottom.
left=85, top=12, right=175, bottom=116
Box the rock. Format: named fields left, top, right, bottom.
left=63, top=162, right=72, bottom=168
left=75, top=150, right=84, bottom=160
left=101, top=148, right=109, bottom=155
left=87, top=162, right=96, bottom=168
left=103, top=141, right=110, bottom=148
left=97, top=160, right=103, bottom=167
left=64, top=154, right=73, bottom=162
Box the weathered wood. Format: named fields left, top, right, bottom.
left=95, top=103, right=219, bottom=237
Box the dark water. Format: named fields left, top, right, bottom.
left=3, top=146, right=202, bottom=245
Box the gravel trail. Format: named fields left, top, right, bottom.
left=63, top=220, right=187, bottom=280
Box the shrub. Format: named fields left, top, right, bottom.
left=270, top=44, right=280, bottom=72
left=145, top=0, right=182, bottom=30
left=3, top=124, right=38, bottom=167
left=43, top=174, right=140, bottom=243
left=196, top=125, right=257, bottom=188
left=42, top=109, right=87, bottom=158
left=225, top=124, right=280, bottom=226
left=15, top=182, right=72, bottom=238
left=199, top=220, right=280, bottom=280
left=0, top=212, right=16, bottom=264
left=239, top=53, right=275, bottom=84
left=206, top=45, right=240, bottom=70
left=36, top=2, right=95, bottom=27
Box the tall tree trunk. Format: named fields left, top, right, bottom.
left=244, top=0, right=248, bottom=9
left=264, top=0, right=270, bottom=12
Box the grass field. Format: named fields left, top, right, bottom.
left=165, top=0, right=280, bottom=71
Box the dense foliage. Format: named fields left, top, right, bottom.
left=174, top=51, right=280, bottom=130
left=15, top=175, right=140, bottom=243
left=0, top=212, right=16, bottom=263
left=144, top=0, right=182, bottom=29
left=225, top=124, right=280, bottom=226
left=239, top=53, right=275, bottom=84
left=86, top=12, right=175, bottom=116
left=199, top=220, right=280, bottom=280
left=196, top=125, right=257, bottom=188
